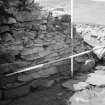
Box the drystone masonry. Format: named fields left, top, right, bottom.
left=0, top=0, right=93, bottom=101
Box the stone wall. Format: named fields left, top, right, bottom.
left=0, top=0, right=93, bottom=101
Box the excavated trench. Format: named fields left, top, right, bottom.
left=0, top=1, right=103, bottom=105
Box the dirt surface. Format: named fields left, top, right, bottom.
left=10, top=84, right=73, bottom=105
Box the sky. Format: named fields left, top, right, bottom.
left=38, top=0, right=71, bottom=13
left=38, top=0, right=105, bottom=25
left=73, top=0, right=105, bottom=25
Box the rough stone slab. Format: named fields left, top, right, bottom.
left=8, top=17, right=16, bottom=24
left=62, top=80, right=80, bottom=91
left=39, top=50, right=52, bottom=57
left=31, top=72, right=41, bottom=79
left=30, top=79, right=55, bottom=88
left=70, top=87, right=105, bottom=105
left=95, top=65, right=105, bottom=70
left=21, top=47, right=44, bottom=56
left=38, top=67, right=57, bottom=77
left=3, top=33, right=14, bottom=42
left=53, top=43, right=65, bottom=50
left=74, top=73, right=88, bottom=81
left=4, top=85, right=30, bottom=99
left=16, top=11, right=40, bottom=22
left=94, top=70, right=105, bottom=75
left=21, top=53, right=40, bottom=61
left=18, top=74, right=33, bottom=82
left=8, top=45, right=23, bottom=51
left=80, top=59, right=95, bottom=72
left=70, top=89, right=91, bottom=105
left=86, top=74, right=105, bottom=86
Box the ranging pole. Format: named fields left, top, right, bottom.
left=70, top=0, right=74, bottom=77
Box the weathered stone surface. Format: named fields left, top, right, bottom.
left=8, top=0, right=21, bottom=7
left=86, top=73, right=105, bottom=86
left=4, top=85, right=30, bottom=99
left=8, top=17, right=16, bottom=24
left=39, top=50, right=52, bottom=57
left=73, top=82, right=89, bottom=91
left=16, top=11, right=40, bottom=22
left=21, top=53, right=40, bottom=61
left=2, top=33, right=14, bottom=42
left=0, top=26, right=9, bottom=33
left=70, top=87, right=105, bottom=105
left=80, top=59, right=95, bottom=72
left=93, top=46, right=105, bottom=59
left=62, top=80, right=80, bottom=91
left=95, top=65, right=105, bottom=70
left=21, top=47, right=44, bottom=56
left=70, top=89, right=90, bottom=105
left=37, top=67, right=57, bottom=77
left=31, top=72, right=41, bottom=79
left=30, top=79, right=55, bottom=88
left=18, top=74, right=33, bottom=82
left=94, top=70, right=105, bottom=75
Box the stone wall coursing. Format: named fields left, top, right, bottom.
left=0, top=0, right=93, bottom=101
left=0, top=0, right=72, bottom=75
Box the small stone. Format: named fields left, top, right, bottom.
left=8, top=17, right=16, bottom=24
left=21, top=47, right=44, bottom=56
left=31, top=79, right=55, bottom=89
left=31, top=72, right=41, bottom=79
left=21, top=53, right=40, bottom=61
left=25, top=0, right=34, bottom=4
left=38, top=67, right=57, bottom=77
left=62, top=80, right=80, bottom=91
left=70, top=89, right=90, bottom=105
left=53, top=43, right=64, bottom=50
left=18, top=74, right=33, bottom=82
left=75, top=73, right=88, bottom=81
left=25, top=32, right=36, bottom=39
left=39, top=50, right=52, bottom=57
left=40, top=80, right=55, bottom=88
left=2, top=33, right=14, bottom=42
left=8, top=0, right=20, bottom=6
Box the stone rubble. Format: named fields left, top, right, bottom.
left=68, top=64, right=105, bottom=105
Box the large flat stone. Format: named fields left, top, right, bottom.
left=30, top=79, right=55, bottom=89
left=18, top=74, right=33, bottom=82
left=39, top=50, right=52, bottom=57
left=21, top=47, right=44, bottom=56
left=38, top=67, right=57, bottom=77
left=70, top=87, right=105, bottom=105
left=86, top=74, right=105, bottom=86
left=21, top=53, right=40, bottom=61
left=73, top=82, right=89, bottom=91
left=95, top=65, right=105, bottom=70
left=62, top=80, right=80, bottom=91
left=4, top=85, right=30, bottom=99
